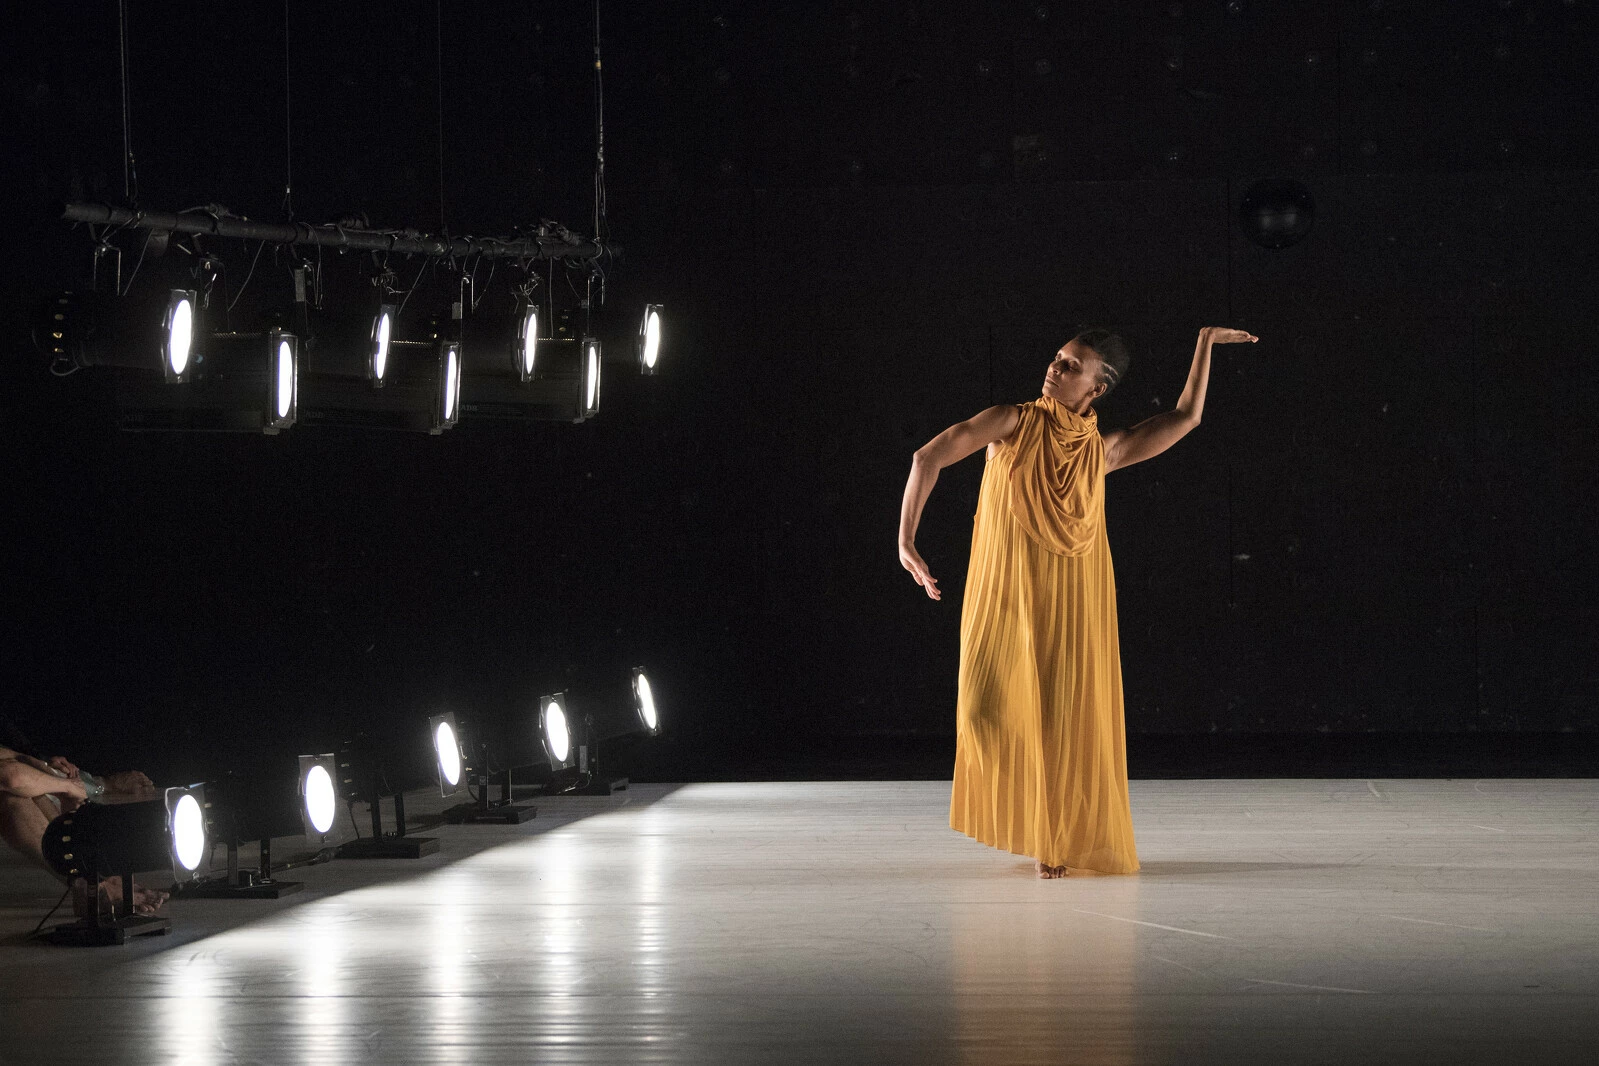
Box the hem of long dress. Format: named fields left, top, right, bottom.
left=947, top=819, right=1141, bottom=875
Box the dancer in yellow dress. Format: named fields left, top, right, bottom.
left=898, top=326, right=1259, bottom=878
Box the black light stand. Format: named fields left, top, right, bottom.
left=443, top=736, right=538, bottom=824
left=46, top=870, right=171, bottom=947
left=172, top=834, right=304, bottom=900
left=334, top=744, right=440, bottom=859
left=337, top=787, right=440, bottom=859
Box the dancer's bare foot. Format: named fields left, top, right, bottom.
left=1035, top=859, right=1070, bottom=879
left=70, top=876, right=170, bottom=918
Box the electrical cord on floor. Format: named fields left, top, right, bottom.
left=268, top=846, right=336, bottom=874
left=31, top=885, right=72, bottom=937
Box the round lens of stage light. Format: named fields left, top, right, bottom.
left=304, top=764, right=337, bottom=835
left=275, top=338, right=295, bottom=419
left=635, top=672, right=659, bottom=731
left=545, top=700, right=570, bottom=764
left=520, top=309, right=538, bottom=377
left=373, top=310, right=392, bottom=381
left=443, top=345, right=460, bottom=421
left=435, top=720, right=462, bottom=787
left=642, top=308, right=661, bottom=370
left=166, top=295, right=194, bottom=376
left=585, top=345, right=600, bottom=411
left=172, top=792, right=206, bottom=871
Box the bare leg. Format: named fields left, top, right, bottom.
left=1, top=794, right=58, bottom=877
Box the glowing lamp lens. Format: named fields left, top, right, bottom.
left=373, top=311, right=392, bottom=381
left=585, top=345, right=600, bottom=411
left=436, top=721, right=461, bottom=787
left=521, top=310, right=538, bottom=377
left=635, top=672, right=658, bottom=731
left=166, top=296, right=194, bottom=376
left=304, top=764, right=336, bottom=835
left=444, top=346, right=460, bottom=421
left=172, top=793, right=206, bottom=871
left=275, top=339, right=295, bottom=419
left=545, top=701, right=570, bottom=763
left=642, top=309, right=661, bottom=370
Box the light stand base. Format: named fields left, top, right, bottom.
left=45, top=914, right=170, bottom=946
left=443, top=800, right=537, bottom=824
left=172, top=877, right=305, bottom=900
left=337, top=835, right=440, bottom=859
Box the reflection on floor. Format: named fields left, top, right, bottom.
left=2, top=779, right=1597, bottom=1064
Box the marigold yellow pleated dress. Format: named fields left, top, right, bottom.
left=948, top=396, right=1140, bottom=874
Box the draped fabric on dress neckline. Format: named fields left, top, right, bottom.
left=1005, top=396, right=1104, bottom=557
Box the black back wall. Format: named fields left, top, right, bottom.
left=4, top=1, right=1597, bottom=778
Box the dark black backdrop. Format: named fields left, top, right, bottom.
left=4, top=2, right=1596, bottom=782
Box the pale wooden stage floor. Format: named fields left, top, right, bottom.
left=1, top=779, right=1597, bottom=1065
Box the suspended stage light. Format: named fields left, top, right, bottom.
left=298, top=335, right=463, bottom=436
left=638, top=304, right=663, bottom=375
left=459, top=336, right=601, bottom=423
left=161, top=289, right=197, bottom=382
left=517, top=305, right=539, bottom=381
left=370, top=303, right=396, bottom=385
left=583, top=337, right=603, bottom=418
left=113, top=328, right=301, bottom=434
left=39, top=784, right=211, bottom=945
left=439, top=341, right=462, bottom=428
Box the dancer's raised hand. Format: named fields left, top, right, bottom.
left=899, top=543, right=942, bottom=601
left=1201, top=326, right=1258, bottom=344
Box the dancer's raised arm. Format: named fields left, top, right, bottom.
left=898, top=404, right=1022, bottom=601
left=1101, top=326, right=1257, bottom=474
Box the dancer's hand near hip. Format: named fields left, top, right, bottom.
left=899, top=544, right=941, bottom=600
left=898, top=404, right=1022, bottom=603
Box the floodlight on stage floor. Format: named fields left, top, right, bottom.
left=435, top=713, right=538, bottom=825
left=333, top=736, right=441, bottom=859
left=530, top=673, right=663, bottom=797
left=113, top=328, right=300, bottom=434
left=171, top=769, right=310, bottom=900
left=39, top=785, right=211, bottom=945
left=638, top=304, right=663, bottom=375
left=298, top=753, right=354, bottom=849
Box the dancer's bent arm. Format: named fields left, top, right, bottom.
left=897, top=404, right=1022, bottom=601
left=1102, top=325, right=1256, bottom=473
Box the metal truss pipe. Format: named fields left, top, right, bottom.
left=61, top=202, right=611, bottom=261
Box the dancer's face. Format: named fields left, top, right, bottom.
left=1041, top=340, right=1107, bottom=413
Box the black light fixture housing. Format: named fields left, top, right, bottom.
left=298, top=336, right=461, bottom=435
left=113, top=328, right=299, bottom=434
left=170, top=769, right=308, bottom=900
left=531, top=674, right=658, bottom=798
left=436, top=713, right=538, bottom=825
left=459, top=336, right=600, bottom=424
left=333, top=735, right=441, bottom=860
left=35, top=288, right=200, bottom=383
left=637, top=304, right=663, bottom=375
left=298, top=752, right=351, bottom=849
left=39, top=785, right=211, bottom=945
